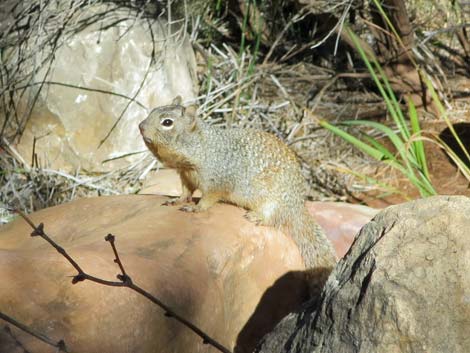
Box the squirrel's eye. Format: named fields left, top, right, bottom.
left=161, top=118, right=174, bottom=128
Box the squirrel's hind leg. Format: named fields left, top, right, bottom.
left=244, top=201, right=279, bottom=227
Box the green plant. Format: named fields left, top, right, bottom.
left=320, top=27, right=436, bottom=197
left=372, top=0, right=470, bottom=178
left=318, top=0, right=470, bottom=198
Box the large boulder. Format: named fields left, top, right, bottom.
left=4, top=3, right=198, bottom=172
left=0, top=195, right=314, bottom=353
left=257, top=195, right=470, bottom=353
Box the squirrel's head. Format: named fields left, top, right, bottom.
left=139, top=96, right=198, bottom=153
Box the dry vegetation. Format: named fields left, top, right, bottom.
left=1, top=0, right=469, bottom=223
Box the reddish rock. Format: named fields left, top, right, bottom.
left=307, top=202, right=378, bottom=258
left=0, top=195, right=310, bottom=353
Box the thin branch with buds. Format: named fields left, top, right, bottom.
left=14, top=209, right=232, bottom=353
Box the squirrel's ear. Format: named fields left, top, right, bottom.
left=172, top=96, right=182, bottom=105
left=185, top=104, right=198, bottom=117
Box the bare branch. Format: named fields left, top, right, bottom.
left=13, top=81, right=148, bottom=110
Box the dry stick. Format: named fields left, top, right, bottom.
left=15, top=210, right=232, bottom=353
left=14, top=81, right=148, bottom=110
left=0, top=311, right=67, bottom=352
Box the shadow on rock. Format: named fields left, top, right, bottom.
left=235, top=267, right=332, bottom=353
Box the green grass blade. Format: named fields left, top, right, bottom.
left=321, top=119, right=426, bottom=193
left=370, top=57, right=410, bottom=140
left=347, top=23, right=410, bottom=142
left=239, top=0, right=251, bottom=57
left=348, top=28, right=411, bottom=142
left=319, top=120, right=385, bottom=161
left=381, top=159, right=435, bottom=197
left=370, top=0, right=417, bottom=66
left=347, top=29, right=397, bottom=117
left=408, top=98, right=430, bottom=179
left=341, top=120, right=404, bottom=151
left=361, top=134, right=396, bottom=161
left=330, top=26, right=441, bottom=198
left=340, top=120, right=422, bottom=173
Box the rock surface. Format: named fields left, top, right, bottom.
left=256, top=195, right=470, bottom=353
left=0, top=195, right=318, bottom=353
left=305, top=202, right=376, bottom=258
left=12, top=4, right=197, bottom=172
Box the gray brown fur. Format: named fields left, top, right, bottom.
left=139, top=97, right=336, bottom=269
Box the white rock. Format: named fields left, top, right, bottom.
left=11, top=4, right=197, bottom=172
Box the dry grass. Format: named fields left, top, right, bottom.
left=0, top=140, right=156, bottom=223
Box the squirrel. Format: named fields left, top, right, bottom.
left=139, top=96, right=336, bottom=270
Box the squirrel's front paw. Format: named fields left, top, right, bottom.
left=162, top=196, right=192, bottom=207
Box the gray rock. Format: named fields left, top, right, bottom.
left=256, top=195, right=470, bottom=353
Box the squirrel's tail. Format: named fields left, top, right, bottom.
left=283, top=209, right=337, bottom=269
left=281, top=209, right=337, bottom=299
